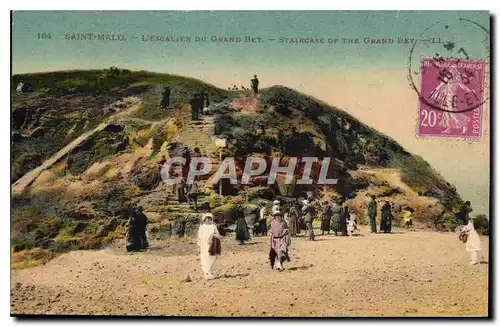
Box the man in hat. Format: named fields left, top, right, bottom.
left=302, top=198, right=316, bottom=241
left=331, top=199, right=343, bottom=236
left=251, top=74, right=259, bottom=94
left=321, top=201, right=333, bottom=235
left=160, top=86, right=171, bottom=109
left=197, top=213, right=221, bottom=280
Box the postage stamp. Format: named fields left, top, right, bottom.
left=417, top=58, right=487, bottom=139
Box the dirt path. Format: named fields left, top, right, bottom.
left=232, top=94, right=260, bottom=115
left=11, top=226, right=488, bottom=317
left=12, top=122, right=110, bottom=195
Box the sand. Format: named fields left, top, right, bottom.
left=10, top=226, right=489, bottom=317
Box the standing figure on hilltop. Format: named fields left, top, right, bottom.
left=462, top=218, right=482, bottom=265
left=197, top=213, right=221, bottom=280
left=380, top=201, right=393, bottom=233
left=251, top=74, right=259, bottom=94
left=321, top=201, right=333, bottom=235
left=269, top=208, right=291, bottom=271
left=302, top=198, right=316, bottom=241
left=366, top=195, right=378, bottom=233
left=235, top=210, right=250, bottom=245
left=160, top=86, right=171, bottom=109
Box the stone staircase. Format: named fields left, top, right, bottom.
left=139, top=114, right=222, bottom=238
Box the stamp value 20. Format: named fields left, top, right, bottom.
left=417, top=58, right=486, bottom=139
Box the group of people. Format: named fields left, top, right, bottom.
left=189, top=92, right=210, bottom=120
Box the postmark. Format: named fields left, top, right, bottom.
left=407, top=18, right=490, bottom=140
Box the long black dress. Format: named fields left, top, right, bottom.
left=235, top=215, right=250, bottom=244
left=380, top=203, right=392, bottom=233
left=321, top=204, right=333, bottom=232
left=331, top=204, right=343, bottom=235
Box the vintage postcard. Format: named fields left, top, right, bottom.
left=11, top=11, right=490, bottom=317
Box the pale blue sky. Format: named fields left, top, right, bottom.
left=12, top=11, right=489, bottom=73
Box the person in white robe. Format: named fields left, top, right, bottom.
left=197, top=213, right=220, bottom=280
left=462, top=218, right=481, bottom=265
left=347, top=213, right=359, bottom=236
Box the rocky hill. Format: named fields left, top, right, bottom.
left=11, top=68, right=470, bottom=254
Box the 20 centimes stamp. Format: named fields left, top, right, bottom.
left=407, top=18, right=490, bottom=141
left=418, top=58, right=486, bottom=139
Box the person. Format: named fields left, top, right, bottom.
left=380, top=201, right=393, bottom=233
left=347, top=213, right=359, bottom=236
left=302, top=199, right=315, bottom=241
left=256, top=205, right=268, bottom=236
left=272, top=199, right=281, bottom=215
left=16, top=80, right=24, bottom=94
left=251, top=74, right=259, bottom=94
left=182, top=148, right=191, bottom=180
left=175, top=177, right=187, bottom=203
left=340, top=201, right=349, bottom=236
left=321, top=201, right=333, bottom=235
left=126, top=207, right=149, bottom=252
left=402, top=206, right=413, bottom=229
left=235, top=210, right=250, bottom=245
left=160, top=86, right=171, bottom=108
left=187, top=179, right=199, bottom=211
left=331, top=200, right=343, bottom=236
left=288, top=203, right=299, bottom=237
left=366, top=195, right=377, bottom=233
left=197, top=213, right=221, bottom=280
left=189, top=93, right=202, bottom=120
left=269, top=209, right=291, bottom=271
left=462, top=218, right=481, bottom=265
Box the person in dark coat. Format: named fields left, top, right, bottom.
left=367, top=195, right=377, bottom=233
left=189, top=93, right=203, bottom=120
left=251, top=75, right=259, bottom=94
left=160, top=86, right=171, bottom=108
left=380, top=201, right=393, bottom=233
left=126, top=207, right=149, bottom=252
left=331, top=200, right=343, bottom=236
left=321, top=201, right=333, bottom=235
left=288, top=204, right=300, bottom=237
left=235, top=211, right=250, bottom=245
left=340, top=202, right=349, bottom=236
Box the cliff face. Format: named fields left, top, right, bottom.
left=11, top=69, right=466, bottom=253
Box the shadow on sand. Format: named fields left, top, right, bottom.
left=214, top=273, right=250, bottom=280
left=288, top=264, right=314, bottom=271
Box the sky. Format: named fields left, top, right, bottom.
left=11, top=11, right=491, bottom=214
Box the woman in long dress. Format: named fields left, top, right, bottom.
left=197, top=213, right=221, bottom=280
left=235, top=211, right=250, bottom=245
left=269, top=209, right=291, bottom=271
left=321, top=201, right=333, bottom=235
left=330, top=200, right=343, bottom=236
left=380, top=201, right=392, bottom=233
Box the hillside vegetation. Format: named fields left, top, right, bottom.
left=11, top=68, right=474, bottom=256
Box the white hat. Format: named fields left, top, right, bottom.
left=273, top=200, right=280, bottom=205
left=302, top=199, right=309, bottom=205
left=201, top=213, right=213, bottom=222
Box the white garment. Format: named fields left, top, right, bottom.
left=197, top=222, right=220, bottom=279
left=259, top=207, right=267, bottom=220
left=347, top=214, right=358, bottom=236
left=16, top=82, right=24, bottom=93
left=463, top=220, right=481, bottom=264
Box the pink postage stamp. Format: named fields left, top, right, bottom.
left=417, top=58, right=486, bottom=140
